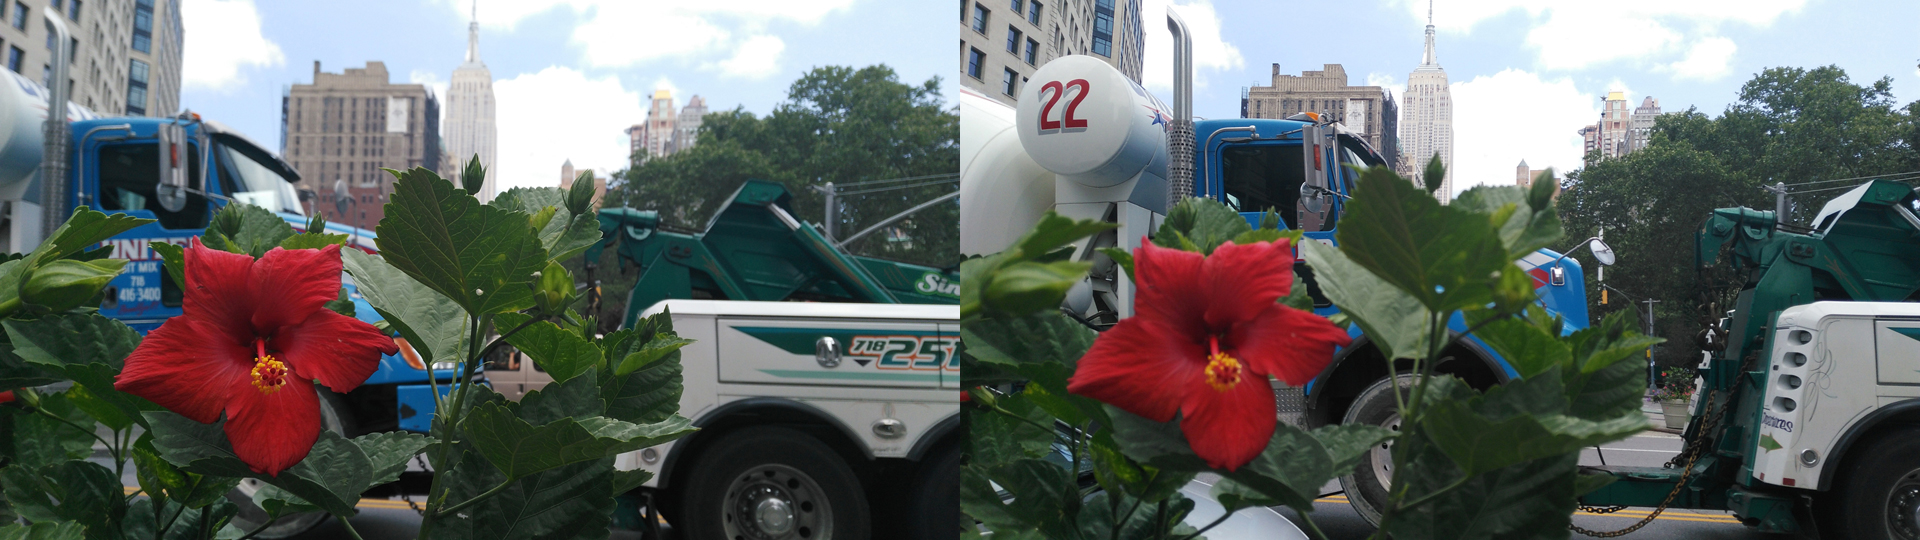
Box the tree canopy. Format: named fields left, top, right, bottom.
left=1556, top=65, right=1920, bottom=366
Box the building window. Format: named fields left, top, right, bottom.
left=1006, top=26, right=1021, bottom=53
left=126, top=58, right=147, bottom=115
left=1092, top=0, right=1114, bottom=57
left=971, top=4, right=988, bottom=34
left=11, top=2, right=23, bottom=30
left=131, top=0, right=152, bottom=53
left=967, top=47, right=985, bottom=80
left=1009, top=0, right=1021, bottom=15
left=1029, top=1, right=1042, bottom=24
left=67, top=0, right=78, bottom=21
left=1024, top=38, right=1038, bottom=65
left=1003, top=68, right=1018, bottom=96
left=46, top=0, right=57, bottom=11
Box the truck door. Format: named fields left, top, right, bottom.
left=938, top=322, right=960, bottom=389
left=92, top=141, right=207, bottom=327
left=717, top=318, right=945, bottom=389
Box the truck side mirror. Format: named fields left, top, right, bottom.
left=154, top=123, right=188, bottom=212
left=1299, top=124, right=1330, bottom=217
left=1589, top=239, right=1617, bottom=266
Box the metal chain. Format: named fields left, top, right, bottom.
left=401, top=454, right=431, bottom=516
left=1570, top=389, right=1725, bottom=538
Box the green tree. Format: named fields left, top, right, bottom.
left=1557, top=65, right=1918, bottom=366
left=610, top=65, right=958, bottom=268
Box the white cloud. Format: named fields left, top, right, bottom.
left=651, top=76, right=680, bottom=96
left=492, top=66, right=647, bottom=191
left=1660, top=37, right=1737, bottom=81
left=1396, top=0, right=1801, bottom=71
left=443, top=0, right=852, bottom=69
left=714, top=35, right=785, bottom=79
left=1448, top=69, right=1598, bottom=197
left=181, top=0, right=284, bottom=90
left=1141, top=0, right=1244, bottom=92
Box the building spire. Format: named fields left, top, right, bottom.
left=1421, top=0, right=1438, bottom=66
left=465, top=0, right=479, bottom=63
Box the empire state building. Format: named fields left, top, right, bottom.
left=1401, top=2, right=1453, bottom=203
left=446, top=2, right=498, bottom=201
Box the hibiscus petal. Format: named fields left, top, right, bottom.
left=1201, top=240, right=1295, bottom=331
left=1230, top=305, right=1352, bottom=387
left=1179, top=369, right=1277, bottom=471
left=1132, top=242, right=1209, bottom=338
left=249, top=245, right=344, bottom=334
left=185, top=239, right=259, bottom=340
left=224, top=375, right=321, bottom=476
left=273, top=309, right=397, bottom=393
left=113, top=317, right=249, bottom=424
left=1066, top=316, right=1204, bottom=422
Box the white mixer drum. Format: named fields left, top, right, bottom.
left=1014, top=55, right=1170, bottom=188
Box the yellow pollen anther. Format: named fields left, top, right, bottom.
left=1204, top=352, right=1243, bottom=393
left=251, top=355, right=288, bottom=395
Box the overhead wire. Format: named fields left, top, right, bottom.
left=829, top=173, right=960, bottom=189
left=834, top=178, right=958, bottom=196
left=1780, top=170, right=1920, bottom=187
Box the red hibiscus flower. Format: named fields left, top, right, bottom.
left=1067, top=239, right=1351, bottom=470
left=116, top=240, right=398, bottom=476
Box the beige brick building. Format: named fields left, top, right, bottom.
left=279, top=61, right=441, bottom=228
left=1241, top=63, right=1400, bottom=170
left=959, top=0, right=1142, bottom=106
left=0, top=0, right=181, bottom=117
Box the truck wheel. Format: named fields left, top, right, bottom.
left=1336, top=374, right=1413, bottom=529
left=1825, top=426, right=1920, bottom=539
left=223, top=387, right=353, bottom=539
left=904, top=444, right=961, bottom=540
left=680, top=427, right=871, bottom=540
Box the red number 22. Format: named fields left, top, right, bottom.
left=1039, top=79, right=1090, bottom=131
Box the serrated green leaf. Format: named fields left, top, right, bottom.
left=0, top=460, right=126, bottom=539
left=1472, top=315, right=1574, bottom=379
left=322, top=287, right=355, bottom=317
left=1575, top=470, right=1617, bottom=497
left=352, top=431, right=435, bottom=487
left=1097, top=247, right=1135, bottom=285
left=31, top=208, right=154, bottom=268
left=600, top=341, right=684, bottom=425
left=959, top=310, right=1096, bottom=370
left=63, top=382, right=133, bottom=430
left=1297, top=240, right=1431, bottom=360
left=610, top=468, right=652, bottom=496
left=4, top=392, right=95, bottom=470
left=429, top=452, right=616, bottom=540
left=0, top=521, right=85, bottom=540
left=515, top=369, right=604, bottom=425
left=461, top=402, right=694, bottom=480
left=148, top=242, right=185, bottom=291
left=965, top=395, right=1053, bottom=469
left=1156, top=197, right=1251, bottom=254
left=982, top=260, right=1090, bottom=316
left=278, top=231, right=349, bottom=251
left=377, top=167, right=549, bottom=315
left=143, top=411, right=369, bottom=516
left=5, top=313, right=156, bottom=428
left=1336, top=166, right=1510, bottom=312
left=1424, top=404, right=1647, bottom=477
left=613, top=335, right=692, bottom=377
left=492, top=312, right=600, bottom=384
left=543, top=214, right=602, bottom=264
left=204, top=203, right=296, bottom=257
left=341, top=249, right=467, bottom=364
left=975, top=459, right=1078, bottom=537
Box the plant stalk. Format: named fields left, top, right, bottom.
left=435, top=478, right=515, bottom=518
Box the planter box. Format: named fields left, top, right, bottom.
left=1660, top=399, right=1692, bottom=429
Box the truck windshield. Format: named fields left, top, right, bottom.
left=218, top=144, right=302, bottom=215
left=1220, top=144, right=1305, bottom=229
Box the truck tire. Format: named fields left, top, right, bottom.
left=1336, top=374, right=1413, bottom=528
left=680, top=426, right=871, bottom=540
left=904, top=443, right=961, bottom=540
left=1824, top=426, right=1920, bottom=539
left=223, top=387, right=353, bottom=539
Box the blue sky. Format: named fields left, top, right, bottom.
left=177, top=0, right=950, bottom=191
left=1145, top=0, right=1920, bottom=196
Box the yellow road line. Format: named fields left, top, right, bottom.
left=1309, top=495, right=1741, bottom=524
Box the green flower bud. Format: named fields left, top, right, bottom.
left=534, top=261, right=575, bottom=313
left=23, top=259, right=126, bottom=312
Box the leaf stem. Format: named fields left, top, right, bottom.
left=27, top=402, right=117, bottom=462
left=338, top=515, right=368, bottom=540
left=1397, top=474, right=1473, bottom=511
left=1297, top=511, right=1333, bottom=540
left=433, top=477, right=515, bottom=518
left=233, top=514, right=279, bottom=540
left=1170, top=510, right=1233, bottom=540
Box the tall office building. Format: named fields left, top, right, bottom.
left=672, top=95, right=705, bottom=154
left=958, top=0, right=1143, bottom=107
left=1401, top=2, right=1453, bottom=203
left=443, top=2, right=497, bottom=201
left=1580, top=93, right=1664, bottom=160
left=643, top=90, right=673, bottom=159
left=1242, top=63, right=1401, bottom=170
left=0, top=0, right=183, bottom=117
left=280, top=61, right=441, bottom=227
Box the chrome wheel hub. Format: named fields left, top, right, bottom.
left=1890, top=470, right=1920, bottom=539
left=1370, top=413, right=1402, bottom=491
left=724, top=464, right=830, bottom=539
